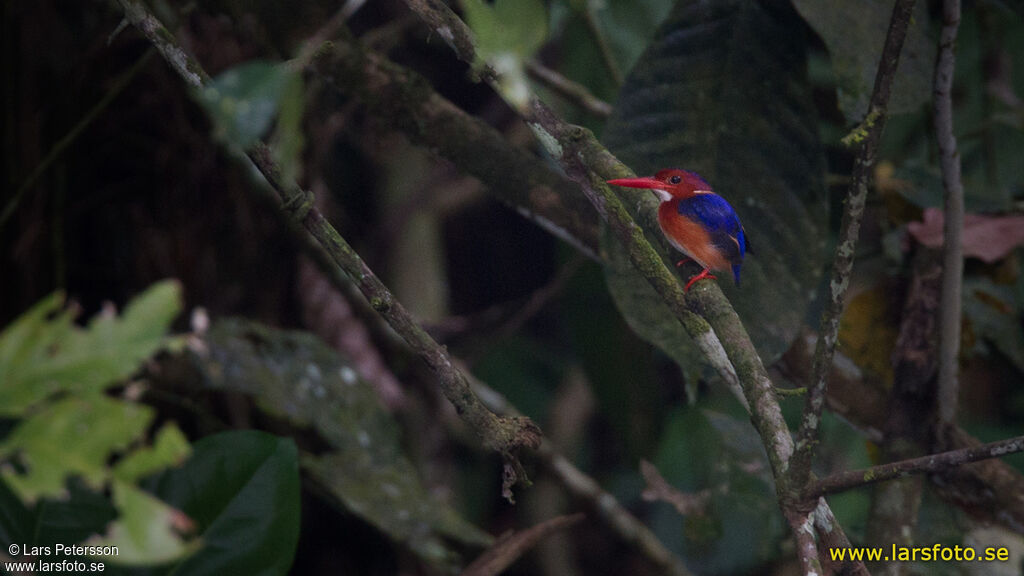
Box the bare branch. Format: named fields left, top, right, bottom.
left=640, top=460, right=711, bottom=517
left=115, top=0, right=541, bottom=494
left=934, top=0, right=964, bottom=429
left=526, top=61, right=613, bottom=118
left=461, top=514, right=585, bottom=576
left=791, top=0, right=919, bottom=488
left=807, top=434, right=1024, bottom=499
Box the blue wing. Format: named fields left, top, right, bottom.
left=677, top=194, right=747, bottom=284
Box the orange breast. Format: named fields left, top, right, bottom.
left=657, top=202, right=729, bottom=271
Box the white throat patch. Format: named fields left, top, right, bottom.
left=652, top=189, right=673, bottom=202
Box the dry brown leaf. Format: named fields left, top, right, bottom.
left=907, top=207, right=1024, bottom=263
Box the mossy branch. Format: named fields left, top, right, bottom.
left=310, top=34, right=601, bottom=258
left=791, top=0, right=919, bottom=490
left=114, top=0, right=541, bottom=496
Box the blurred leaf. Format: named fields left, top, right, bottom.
left=142, top=431, right=300, bottom=576
left=907, top=208, right=1024, bottom=263
left=190, top=319, right=492, bottom=568
left=563, top=262, right=662, bottom=455
left=552, top=0, right=674, bottom=111
left=463, top=0, right=547, bottom=61
left=462, top=0, right=547, bottom=108
left=651, top=408, right=784, bottom=574
left=0, top=396, right=154, bottom=502
left=113, top=423, right=191, bottom=484
left=838, top=287, right=898, bottom=384
left=602, top=0, right=827, bottom=369
left=0, top=478, right=117, bottom=550
left=199, top=61, right=293, bottom=148
left=84, top=481, right=198, bottom=565
left=474, top=336, right=562, bottom=423
left=0, top=280, right=183, bottom=417
left=791, top=0, right=936, bottom=123
left=963, top=278, right=1024, bottom=373
left=270, top=71, right=305, bottom=185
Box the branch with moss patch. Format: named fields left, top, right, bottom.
left=790, top=0, right=919, bottom=490
left=114, top=0, right=541, bottom=498
left=311, top=32, right=601, bottom=258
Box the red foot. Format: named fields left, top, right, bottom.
left=684, top=268, right=717, bottom=292
left=675, top=257, right=694, bottom=267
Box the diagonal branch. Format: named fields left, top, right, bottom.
left=395, top=2, right=841, bottom=573
left=526, top=61, right=613, bottom=118
left=806, top=434, right=1024, bottom=499
left=114, top=0, right=541, bottom=496
left=312, top=32, right=601, bottom=258
left=790, top=0, right=919, bottom=489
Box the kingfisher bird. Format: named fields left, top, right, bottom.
left=608, top=169, right=748, bottom=292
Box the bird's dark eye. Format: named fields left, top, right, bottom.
left=669, top=175, right=682, bottom=184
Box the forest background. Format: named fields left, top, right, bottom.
left=3, top=0, right=1024, bottom=574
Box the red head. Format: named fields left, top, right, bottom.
left=607, top=169, right=712, bottom=202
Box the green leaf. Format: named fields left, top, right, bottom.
left=651, top=409, right=784, bottom=573
left=270, top=72, right=305, bottom=185
left=113, top=423, right=191, bottom=484
left=0, top=280, right=183, bottom=417
left=602, top=0, right=827, bottom=372
left=462, top=0, right=547, bottom=108
left=0, top=396, right=154, bottom=502
left=192, top=319, right=492, bottom=568
left=83, top=481, right=199, bottom=565
left=142, top=430, right=300, bottom=576
left=462, top=0, right=547, bottom=61
left=199, top=61, right=293, bottom=148
left=791, top=0, right=936, bottom=123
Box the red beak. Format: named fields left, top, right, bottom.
left=606, top=177, right=664, bottom=190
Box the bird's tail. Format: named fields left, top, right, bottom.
left=732, top=264, right=742, bottom=287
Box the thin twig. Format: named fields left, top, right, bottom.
left=114, top=0, right=541, bottom=497
left=2, top=49, right=154, bottom=229
left=526, top=61, right=612, bottom=118
left=806, top=434, right=1024, bottom=499
left=934, top=0, right=964, bottom=430
left=470, top=378, right=696, bottom=576
left=791, top=0, right=919, bottom=489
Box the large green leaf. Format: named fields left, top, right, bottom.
left=190, top=319, right=492, bottom=568
left=602, top=0, right=827, bottom=373
left=651, top=408, right=785, bottom=574
left=791, top=0, right=936, bottom=123
left=142, top=431, right=300, bottom=576
left=0, top=280, right=183, bottom=416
